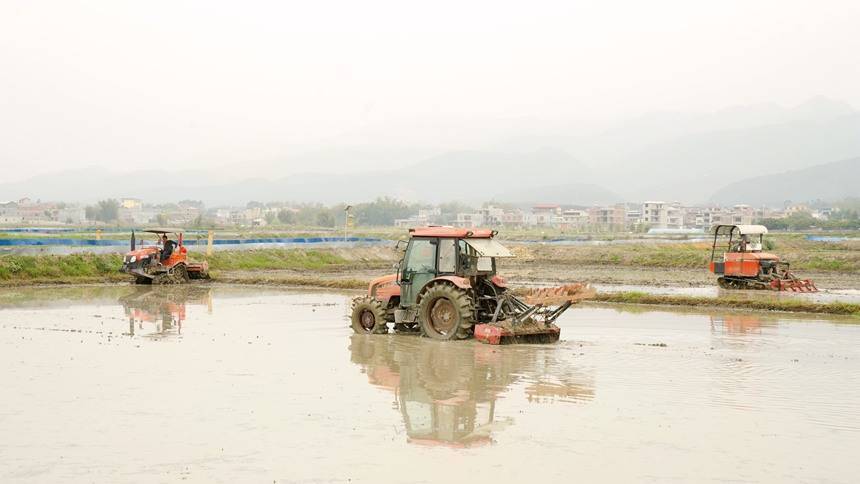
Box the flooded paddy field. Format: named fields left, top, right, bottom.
left=1, top=285, right=859, bottom=483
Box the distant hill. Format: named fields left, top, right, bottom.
left=709, top=157, right=860, bottom=206
left=566, top=98, right=860, bottom=202
left=4, top=98, right=860, bottom=206
left=494, top=183, right=621, bottom=206
left=0, top=148, right=613, bottom=206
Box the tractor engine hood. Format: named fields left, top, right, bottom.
left=125, top=247, right=158, bottom=258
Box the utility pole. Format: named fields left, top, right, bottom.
left=344, top=205, right=353, bottom=242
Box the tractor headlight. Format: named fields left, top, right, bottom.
left=129, top=256, right=136, bottom=263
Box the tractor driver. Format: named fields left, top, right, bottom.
left=160, top=234, right=177, bottom=261
left=739, top=234, right=750, bottom=252
left=731, top=234, right=750, bottom=253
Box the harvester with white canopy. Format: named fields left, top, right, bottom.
left=709, top=224, right=816, bottom=292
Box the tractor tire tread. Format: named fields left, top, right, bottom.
left=350, top=296, right=388, bottom=334
left=417, top=283, right=474, bottom=341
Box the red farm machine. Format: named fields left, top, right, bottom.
left=350, top=227, right=594, bottom=345
left=120, top=229, right=210, bottom=284
left=709, top=224, right=816, bottom=292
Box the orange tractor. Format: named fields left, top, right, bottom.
left=709, top=224, right=816, bottom=292
left=120, top=228, right=210, bottom=284
left=351, top=227, right=593, bottom=344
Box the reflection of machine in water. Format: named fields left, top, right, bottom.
left=710, top=314, right=772, bottom=335
left=118, top=286, right=213, bottom=337
left=349, top=335, right=593, bottom=447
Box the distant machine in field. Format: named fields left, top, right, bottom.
left=350, top=227, right=594, bottom=345
left=708, top=224, right=816, bottom=292
left=120, top=229, right=210, bottom=284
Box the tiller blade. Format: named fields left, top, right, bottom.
left=474, top=284, right=596, bottom=345
left=770, top=278, right=818, bottom=292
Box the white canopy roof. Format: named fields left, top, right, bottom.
left=714, top=224, right=769, bottom=236
left=735, top=225, right=768, bottom=235
left=464, top=238, right=514, bottom=258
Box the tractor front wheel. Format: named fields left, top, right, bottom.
left=418, top=283, right=473, bottom=340
left=350, top=296, right=388, bottom=334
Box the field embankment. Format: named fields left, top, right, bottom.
left=2, top=238, right=859, bottom=316
left=0, top=247, right=395, bottom=286
left=592, top=291, right=860, bottom=317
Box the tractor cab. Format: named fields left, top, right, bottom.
left=710, top=225, right=774, bottom=266
left=120, top=228, right=209, bottom=285
left=396, top=227, right=512, bottom=309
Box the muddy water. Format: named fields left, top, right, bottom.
left=1, top=286, right=858, bottom=483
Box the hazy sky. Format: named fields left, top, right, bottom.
left=2, top=0, right=859, bottom=182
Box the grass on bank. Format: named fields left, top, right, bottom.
left=0, top=249, right=380, bottom=284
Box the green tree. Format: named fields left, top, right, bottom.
left=316, top=211, right=335, bottom=227
left=438, top=201, right=473, bottom=224
left=278, top=209, right=296, bottom=225
left=85, top=199, right=120, bottom=222
left=353, top=197, right=422, bottom=226
left=179, top=200, right=205, bottom=210
left=97, top=199, right=120, bottom=222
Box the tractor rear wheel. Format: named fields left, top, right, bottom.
left=351, top=296, right=388, bottom=334
left=418, top=283, right=474, bottom=340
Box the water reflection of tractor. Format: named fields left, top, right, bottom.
left=351, top=227, right=594, bottom=344
left=120, top=228, right=210, bottom=284
left=709, top=224, right=816, bottom=292
left=349, top=335, right=593, bottom=447
left=709, top=314, right=774, bottom=335
left=119, top=286, right=213, bottom=336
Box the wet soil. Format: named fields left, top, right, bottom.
left=217, top=261, right=860, bottom=306
left=1, top=285, right=858, bottom=483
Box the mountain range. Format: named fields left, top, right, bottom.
left=709, top=156, right=860, bottom=206
left=2, top=98, right=859, bottom=206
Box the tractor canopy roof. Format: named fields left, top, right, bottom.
left=409, top=227, right=496, bottom=238
left=713, top=224, right=768, bottom=236
left=463, top=238, right=514, bottom=258
left=140, top=228, right=185, bottom=235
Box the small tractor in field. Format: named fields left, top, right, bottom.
left=120, top=229, right=210, bottom=284
left=708, top=224, right=816, bottom=292
left=351, top=227, right=593, bottom=344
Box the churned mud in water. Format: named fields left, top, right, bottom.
left=1, top=285, right=859, bottom=483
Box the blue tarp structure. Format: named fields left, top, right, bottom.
left=0, top=237, right=382, bottom=247
left=805, top=235, right=858, bottom=242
